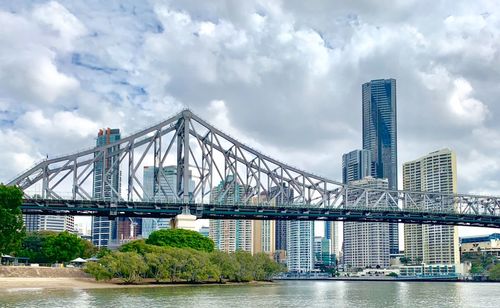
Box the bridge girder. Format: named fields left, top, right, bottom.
left=19, top=198, right=500, bottom=228
left=6, top=109, right=500, bottom=224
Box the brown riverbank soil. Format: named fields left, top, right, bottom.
left=0, top=267, right=273, bottom=290
left=0, top=266, right=89, bottom=278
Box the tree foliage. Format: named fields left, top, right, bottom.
left=44, top=231, right=86, bottom=262
left=146, top=229, right=215, bottom=252
left=470, top=263, right=485, bottom=274
left=17, top=232, right=51, bottom=263
left=96, top=247, right=112, bottom=258
left=120, top=239, right=164, bottom=254
left=17, top=231, right=95, bottom=263
left=488, top=264, right=500, bottom=281
left=87, top=242, right=284, bottom=284
left=85, top=252, right=147, bottom=283
left=0, top=185, right=25, bottom=254
left=399, top=256, right=411, bottom=265
left=104, top=252, right=148, bottom=283
left=464, top=252, right=497, bottom=276
left=144, top=252, right=174, bottom=282
left=84, top=262, right=114, bottom=281
left=209, top=250, right=238, bottom=282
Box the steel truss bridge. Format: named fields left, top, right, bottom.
left=7, top=110, right=500, bottom=228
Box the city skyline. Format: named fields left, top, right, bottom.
left=1, top=1, right=499, bottom=240
left=2, top=2, right=500, bottom=306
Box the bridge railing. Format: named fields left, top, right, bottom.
left=22, top=196, right=483, bottom=217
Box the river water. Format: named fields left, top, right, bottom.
left=0, top=281, right=498, bottom=307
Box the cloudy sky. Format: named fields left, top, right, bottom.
left=1, top=1, right=499, bottom=236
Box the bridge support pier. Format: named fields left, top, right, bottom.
left=171, top=212, right=197, bottom=231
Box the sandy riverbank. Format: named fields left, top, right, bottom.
left=0, top=277, right=273, bottom=290
left=0, top=266, right=177, bottom=290
left=0, top=266, right=273, bottom=290
left=0, top=277, right=124, bottom=290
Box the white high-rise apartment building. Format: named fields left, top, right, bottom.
left=325, top=221, right=341, bottom=259
left=209, top=176, right=253, bottom=253
left=286, top=220, right=314, bottom=272
left=24, top=214, right=74, bottom=233
left=403, top=149, right=460, bottom=265
left=343, top=177, right=390, bottom=269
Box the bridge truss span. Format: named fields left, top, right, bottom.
left=6, top=110, right=500, bottom=227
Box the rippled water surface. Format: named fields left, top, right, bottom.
left=1, top=281, right=498, bottom=308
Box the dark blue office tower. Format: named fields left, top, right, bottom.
left=362, top=79, right=399, bottom=254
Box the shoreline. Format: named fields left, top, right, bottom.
left=275, top=277, right=500, bottom=283
left=1, top=276, right=498, bottom=291
left=0, top=277, right=273, bottom=291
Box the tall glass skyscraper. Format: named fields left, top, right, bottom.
left=324, top=221, right=340, bottom=261
left=91, top=128, right=121, bottom=248
left=270, top=184, right=294, bottom=252
left=342, top=149, right=372, bottom=184
left=141, top=166, right=177, bottom=239
left=362, top=78, right=399, bottom=254
left=91, top=128, right=142, bottom=248
left=341, top=149, right=390, bottom=269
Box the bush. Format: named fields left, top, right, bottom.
left=84, top=262, right=113, bottom=281
left=88, top=252, right=148, bottom=283
left=85, top=235, right=285, bottom=284
left=144, top=252, right=174, bottom=282
left=489, top=264, right=500, bottom=281
left=146, top=229, right=215, bottom=252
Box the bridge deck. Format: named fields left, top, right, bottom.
left=21, top=199, right=500, bottom=228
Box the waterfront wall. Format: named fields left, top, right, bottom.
left=0, top=266, right=89, bottom=278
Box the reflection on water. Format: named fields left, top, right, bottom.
left=0, top=281, right=498, bottom=308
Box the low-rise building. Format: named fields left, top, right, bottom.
left=314, top=236, right=334, bottom=271
left=399, top=263, right=462, bottom=278
left=460, top=233, right=500, bottom=256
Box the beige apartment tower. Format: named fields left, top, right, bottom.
left=209, top=176, right=253, bottom=253
left=251, top=194, right=276, bottom=257
left=252, top=220, right=276, bottom=256
left=403, top=149, right=460, bottom=265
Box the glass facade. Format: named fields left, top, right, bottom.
left=362, top=78, right=399, bottom=254
left=91, top=128, right=142, bottom=248
left=324, top=221, right=340, bottom=257
left=270, top=184, right=294, bottom=252
left=141, top=166, right=177, bottom=239
left=342, top=149, right=372, bottom=184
